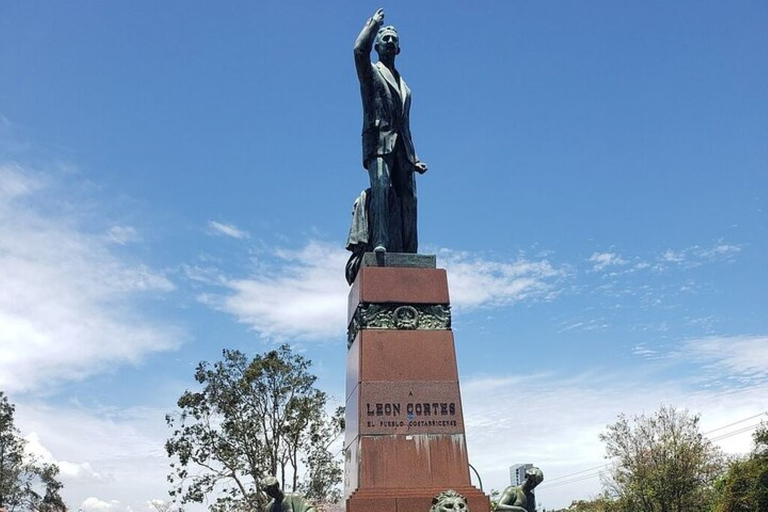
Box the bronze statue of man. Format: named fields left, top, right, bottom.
left=260, top=476, right=316, bottom=512
left=496, top=467, right=544, bottom=512
left=354, top=8, right=428, bottom=254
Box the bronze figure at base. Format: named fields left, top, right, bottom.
left=261, top=476, right=316, bottom=512
left=496, top=467, right=544, bottom=512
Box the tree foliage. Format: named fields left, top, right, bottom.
left=488, top=488, right=500, bottom=511
left=566, top=494, right=620, bottom=512
left=0, top=392, right=66, bottom=512
left=165, top=345, right=344, bottom=511
left=711, top=421, right=768, bottom=512
left=598, top=405, right=725, bottom=512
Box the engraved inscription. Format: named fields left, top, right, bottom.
left=357, top=382, right=464, bottom=435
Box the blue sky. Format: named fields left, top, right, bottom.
left=1, top=1, right=766, bottom=510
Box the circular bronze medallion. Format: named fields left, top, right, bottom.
left=393, top=305, right=419, bottom=329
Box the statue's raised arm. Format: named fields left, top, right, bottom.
left=354, top=8, right=385, bottom=73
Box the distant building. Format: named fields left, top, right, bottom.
left=509, top=463, right=533, bottom=486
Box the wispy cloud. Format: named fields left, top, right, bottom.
left=440, top=249, right=566, bottom=309
left=107, top=226, right=141, bottom=245
left=194, top=244, right=567, bottom=340
left=678, top=335, right=768, bottom=385
left=588, top=252, right=628, bottom=272
left=655, top=241, right=742, bottom=270
left=0, top=164, right=181, bottom=393
left=200, top=241, right=349, bottom=340
left=25, top=432, right=110, bottom=483
left=699, top=242, right=742, bottom=261
left=194, top=235, right=745, bottom=341
left=631, top=343, right=658, bottom=357
left=585, top=241, right=742, bottom=277
left=81, top=497, right=121, bottom=511
left=662, top=249, right=686, bottom=263
left=207, top=220, right=250, bottom=239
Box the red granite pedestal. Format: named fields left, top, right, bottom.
left=345, top=264, right=489, bottom=512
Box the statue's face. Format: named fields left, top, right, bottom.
left=524, top=470, right=543, bottom=491
left=375, top=27, right=400, bottom=58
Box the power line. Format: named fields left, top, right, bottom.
left=703, top=412, right=767, bottom=435
left=544, top=464, right=609, bottom=484
left=710, top=422, right=764, bottom=443
left=541, top=471, right=607, bottom=489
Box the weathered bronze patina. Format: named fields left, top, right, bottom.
left=496, top=467, right=544, bottom=512
left=261, top=476, right=316, bottom=512
left=346, top=8, right=429, bottom=284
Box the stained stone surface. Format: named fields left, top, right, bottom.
left=347, top=267, right=450, bottom=323
left=345, top=265, right=488, bottom=512
left=350, top=330, right=459, bottom=383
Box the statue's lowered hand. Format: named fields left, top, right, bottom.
left=415, top=161, right=428, bottom=174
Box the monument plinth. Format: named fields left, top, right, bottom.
left=344, top=256, right=489, bottom=512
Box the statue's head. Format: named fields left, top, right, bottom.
left=260, top=475, right=283, bottom=501
left=430, top=490, right=469, bottom=512
left=375, top=25, right=400, bottom=58
left=523, top=467, right=544, bottom=490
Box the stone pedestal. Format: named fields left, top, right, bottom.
left=345, top=257, right=489, bottom=512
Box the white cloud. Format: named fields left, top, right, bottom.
left=182, top=263, right=227, bottom=286
left=207, top=220, right=249, bottom=239
left=679, top=335, right=768, bottom=384
left=205, top=241, right=350, bottom=340
left=82, top=497, right=121, bottom=511
left=662, top=249, right=685, bottom=263
left=24, top=432, right=110, bottom=483
left=631, top=343, right=657, bottom=357
left=197, top=243, right=565, bottom=340
left=699, top=242, right=741, bottom=261
left=588, top=252, right=628, bottom=271
left=440, top=249, right=565, bottom=309
left=108, top=226, right=141, bottom=245
left=656, top=241, right=742, bottom=270
left=59, top=460, right=111, bottom=483
left=0, top=163, right=42, bottom=200
left=0, top=164, right=181, bottom=393
left=23, top=431, right=57, bottom=465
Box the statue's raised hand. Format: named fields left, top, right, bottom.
left=372, top=8, right=385, bottom=24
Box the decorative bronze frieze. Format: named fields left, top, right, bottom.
left=347, top=303, right=451, bottom=348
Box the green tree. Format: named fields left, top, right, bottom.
left=566, top=494, right=620, bottom=512
left=0, top=392, right=66, bottom=512
left=489, top=488, right=500, bottom=511
left=711, top=421, right=768, bottom=512
left=599, top=405, right=725, bottom=512
left=165, top=345, right=344, bottom=511
left=296, top=404, right=344, bottom=504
